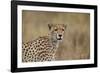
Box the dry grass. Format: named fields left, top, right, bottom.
left=22, top=10, right=90, bottom=60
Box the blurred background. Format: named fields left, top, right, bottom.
left=22, top=10, right=90, bottom=60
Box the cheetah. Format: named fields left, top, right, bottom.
left=22, top=24, right=66, bottom=62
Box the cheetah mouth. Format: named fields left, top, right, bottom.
left=57, top=38, right=62, bottom=40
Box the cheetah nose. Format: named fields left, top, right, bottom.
left=59, top=35, right=62, bottom=37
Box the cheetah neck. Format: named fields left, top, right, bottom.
left=48, top=34, right=59, bottom=49
left=52, top=40, right=59, bottom=49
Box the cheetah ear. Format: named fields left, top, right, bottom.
left=48, top=24, right=53, bottom=30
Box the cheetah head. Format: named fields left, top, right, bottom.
left=48, top=24, right=66, bottom=41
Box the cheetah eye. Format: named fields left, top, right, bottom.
left=55, top=29, right=58, bottom=31
left=62, top=29, right=64, bottom=31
